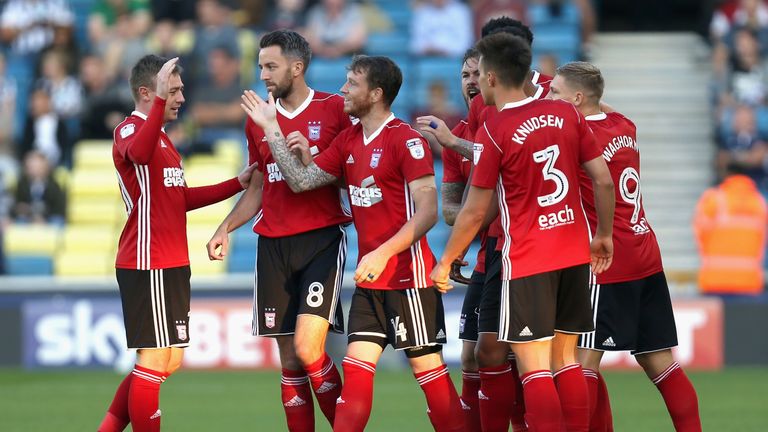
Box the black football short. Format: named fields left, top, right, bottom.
left=347, top=287, right=448, bottom=351
left=478, top=236, right=502, bottom=334
left=117, top=266, right=191, bottom=349
left=578, top=271, right=678, bottom=355
left=459, top=270, right=485, bottom=342
left=252, top=225, right=346, bottom=336
left=498, top=264, right=593, bottom=343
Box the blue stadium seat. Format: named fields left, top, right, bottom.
left=527, top=3, right=580, bottom=26
left=7, top=255, right=54, bottom=276
left=366, top=32, right=410, bottom=56
left=307, top=57, right=353, bottom=94
left=757, top=106, right=768, bottom=138
left=413, top=57, right=466, bottom=115
left=227, top=249, right=256, bottom=273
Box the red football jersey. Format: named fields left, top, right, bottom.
left=471, top=97, right=601, bottom=279
left=247, top=90, right=353, bottom=237
left=579, top=112, right=663, bottom=284
left=315, top=114, right=436, bottom=289
left=443, top=118, right=490, bottom=272
left=468, top=70, right=552, bottom=138
left=114, top=99, right=241, bottom=270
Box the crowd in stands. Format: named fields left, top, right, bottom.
left=0, top=0, right=590, bottom=275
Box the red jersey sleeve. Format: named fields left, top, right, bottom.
left=470, top=122, right=502, bottom=189
left=396, top=133, right=435, bottom=182
left=185, top=177, right=242, bottom=211
left=245, top=119, right=265, bottom=171
left=313, top=130, right=347, bottom=178
left=114, top=97, right=166, bottom=164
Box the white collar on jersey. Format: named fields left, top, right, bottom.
left=363, top=112, right=396, bottom=145
left=276, top=88, right=315, bottom=119
left=501, top=97, right=535, bottom=110
left=531, top=69, right=541, bottom=84
left=131, top=110, right=166, bottom=132
left=585, top=112, right=607, bottom=121
left=532, top=83, right=545, bottom=100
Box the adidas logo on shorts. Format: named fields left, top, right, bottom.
left=519, top=326, right=533, bottom=337
left=316, top=382, right=337, bottom=394
left=436, top=329, right=446, bottom=339
left=602, top=337, right=617, bottom=347
left=284, top=396, right=307, bottom=407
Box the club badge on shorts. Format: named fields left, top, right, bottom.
left=176, top=323, right=188, bottom=341
left=308, top=121, right=321, bottom=141
left=406, top=138, right=425, bottom=159
left=265, top=312, right=276, bottom=328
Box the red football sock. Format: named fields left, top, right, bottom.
left=304, top=353, right=343, bottom=426
left=478, top=363, right=515, bottom=432
left=521, top=370, right=562, bottom=432
left=508, top=354, right=527, bottom=431
left=281, top=368, right=315, bottom=432
left=98, top=373, right=132, bottom=432
left=415, top=364, right=465, bottom=432
left=461, top=370, right=482, bottom=432
left=652, top=362, right=701, bottom=432
left=554, top=364, right=589, bottom=432
left=582, top=368, right=599, bottom=425
left=128, top=365, right=164, bottom=432
left=333, top=357, right=376, bottom=432
left=596, top=371, right=614, bottom=432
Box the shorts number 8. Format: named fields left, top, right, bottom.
left=306, top=282, right=324, bottom=307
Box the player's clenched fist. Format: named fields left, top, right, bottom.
left=430, top=262, right=454, bottom=293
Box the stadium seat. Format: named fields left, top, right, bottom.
left=306, top=57, right=353, bottom=93
left=60, top=225, right=117, bottom=253
left=187, top=200, right=233, bottom=224
left=72, top=140, right=114, bottom=170
left=6, top=255, right=54, bottom=276
left=4, top=224, right=60, bottom=255
left=68, top=169, right=117, bottom=199
left=527, top=3, right=580, bottom=26
left=54, top=250, right=112, bottom=276
left=187, top=225, right=227, bottom=276
left=366, top=32, right=411, bottom=56
left=227, top=248, right=256, bottom=273
left=68, top=199, right=123, bottom=225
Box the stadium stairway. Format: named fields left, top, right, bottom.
left=589, top=33, right=713, bottom=292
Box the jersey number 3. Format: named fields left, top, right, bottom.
left=533, top=144, right=569, bottom=207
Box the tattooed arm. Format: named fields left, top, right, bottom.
left=240, top=90, right=337, bottom=193
left=441, top=181, right=465, bottom=226
left=415, top=115, right=474, bottom=160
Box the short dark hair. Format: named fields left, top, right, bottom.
left=555, top=61, right=605, bottom=102
left=259, top=29, right=312, bottom=73
left=462, top=47, right=480, bottom=65
left=129, top=54, right=182, bottom=101
left=475, top=33, right=531, bottom=87
left=481, top=16, right=534, bottom=45
left=348, top=55, right=402, bottom=107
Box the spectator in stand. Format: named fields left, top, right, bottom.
left=19, top=88, right=68, bottom=167
left=94, top=11, right=149, bottom=85
left=187, top=45, right=246, bottom=153
left=0, top=173, right=9, bottom=275
left=36, top=49, right=83, bottom=122
left=151, top=0, right=197, bottom=26
left=711, top=0, right=768, bottom=43
left=470, top=0, right=527, bottom=38
left=88, top=0, right=152, bottom=49
left=79, top=54, right=133, bottom=140
left=717, top=104, right=768, bottom=191
left=11, top=150, right=66, bottom=225
left=0, top=0, right=75, bottom=58
left=411, top=80, right=463, bottom=158
left=410, top=0, right=473, bottom=57
left=190, top=0, right=240, bottom=89
left=0, top=52, right=16, bottom=158
left=714, top=28, right=768, bottom=107
left=694, top=168, right=767, bottom=295
left=261, top=0, right=308, bottom=33
left=305, top=0, right=367, bottom=58
left=537, top=52, right=559, bottom=77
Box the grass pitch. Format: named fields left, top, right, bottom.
left=1, top=367, right=766, bottom=431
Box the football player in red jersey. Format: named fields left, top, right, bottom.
left=432, top=34, right=615, bottom=432
left=242, top=55, right=465, bottom=432
left=206, top=30, right=352, bottom=431
left=98, top=55, right=254, bottom=432
left=549, top=61, right=702, bottom=432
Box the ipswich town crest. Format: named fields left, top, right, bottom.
left=308, top=121, right=322, bottom=141
left=176, top=322, right=188, bottom=341
left=265, top=311, right=276, bottom=328
left=370, top=148, right=383, bottom=168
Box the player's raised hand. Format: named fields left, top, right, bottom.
left=155, top=57, right=179, bottom=100
left=415, top=115, right=453, bottom=147
left=237, top=162, right=259, bottom=189
left=589, top=234, right=614, bottom=274
left=206, top=226, right=229, bottom=261
left=431, top=262, right=454, bottom=293
left=286, top=131, right=312, bottom=165
left=354, top=249, right=391, bottom=284
left=241, top=90, right=277, bottom=128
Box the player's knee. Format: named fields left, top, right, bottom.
left=166, top=359, right=183, bottom=375
left=294, top=342, right=323, bottom=367
left=460, top=348, right=478, bottom=371
left=474, top=343, right=507, bottom=368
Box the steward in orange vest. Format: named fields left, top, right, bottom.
left=694, top=174, right=767, bottom=294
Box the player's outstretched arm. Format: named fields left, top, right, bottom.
left=431, top=186, right=493, bottom=293
left=207, top=169, right=264, bottom=261
left=416, top=115, right=474, bottom=160
left=583, top=156, right=615, bottom=274
left=240, top=90, right=337, bottom=193
left=353, top=175, right=438, bottom=284
left=184, top=162, right=257, bottom=211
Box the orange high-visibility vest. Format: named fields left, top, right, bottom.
left=694, top=175, right=767, bottom=294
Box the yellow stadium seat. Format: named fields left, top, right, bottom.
left=54, top=250, right=113, bottom=276
left=186, top=199, right=233, bottom=224
left=69, top=169, right=118, bottom=199
left=4, top=224, right=61, bottom=255
left=68, top=199, right=123, bottom=225
left=73, top=140, right=114, bottom=170
left=60, top=225, right=118, bottom=253
left=186, top=225, right=226, bottom=275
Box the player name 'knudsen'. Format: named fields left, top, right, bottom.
left=602, top=135, right=638, bottom=162
left=512, top=115, right=564, bottom=145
